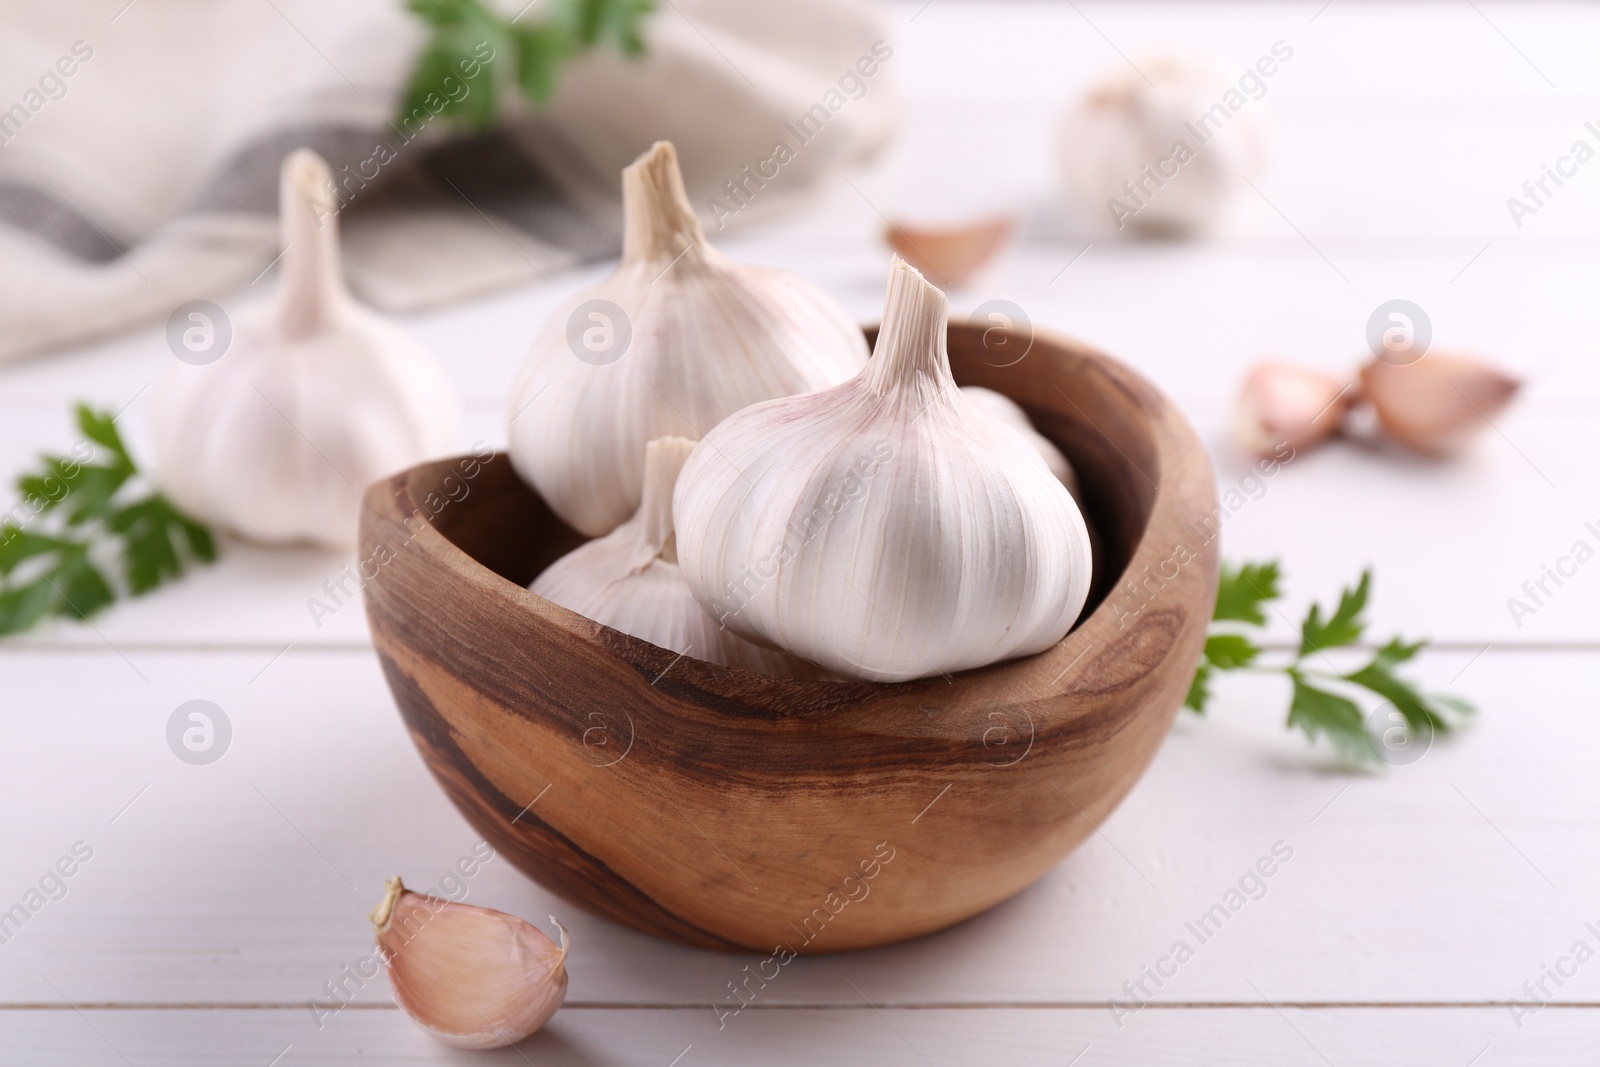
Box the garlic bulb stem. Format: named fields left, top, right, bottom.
left=622, top=141, right=708, bottom=264
left=638, top=437, right=687, bottom=565
left=278, top=149, right=347, bottom=339
left=866, top=262, right=947, bottom=400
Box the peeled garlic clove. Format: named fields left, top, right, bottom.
left=507, top=140, right=868, bottom=538
left=1233, top=361, right=1351, bottom=457
left=1359, top=354, right=1521, bottom=456
left=370, top=877, right=568, bottom=1050
left=152, top=149, right=460, bottom=547
left=532, top=437, right=816, bottom=677
left=885, top=216, right=1015, bottom=289
left=958, top=385, right=1079, bottom=497
left=1058, top=57, right=1267, bottom=237
left=674, top=257, right=1093, bottom=684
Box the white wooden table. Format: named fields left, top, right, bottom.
left=4, top=2, right=1598, bottom=1062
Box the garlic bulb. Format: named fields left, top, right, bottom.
left=1359, top=354, right=1521, bottom=456
left=674, top=257, right=1093, bottom=683
left=1058, top=57, right=1267, bottom=237
left=370, top=877, right=568, bottom=1050
left=152, top=149, right=459, bottom=547
left=532, top=436, right=814, bottom=677
left=959, top=385, right=1079, bottom=496
left=1233, top=361, right=1352, bottom=456
left=506, top=140, right=868, bottom=538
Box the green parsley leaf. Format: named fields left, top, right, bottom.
left=1187, top=560, right=1475, bottom=764
left=1287, top=672, right=1370, bottom=759
left=0, top=405, right=217, bottom=637
left=399, top=0, right=653, bottom=129
left=515, top=23, right=572, bottom=104
left=1185, top=661, right=1213, bottom=714
left=1299, top=568, right=1370, bottom=656
left=1204, top=633, right=1260, bottom=670
left=1429, top=693, right=1477, bottom=717
left=1213, top=559, right=1281, bottom=625
left=1343, top=636, right=1443, bottom=734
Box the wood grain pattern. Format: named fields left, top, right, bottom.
left=359, top=323, right=1220, bottom=953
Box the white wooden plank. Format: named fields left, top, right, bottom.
left=1, top=647, right=1595, bottom=1008
left=0, top=1006, right=1593, bottom=1066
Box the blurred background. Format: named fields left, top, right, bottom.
left=2, top=0, right=1592, bottom=638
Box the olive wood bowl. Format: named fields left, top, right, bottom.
left=361, top=322, right=1219, bottom=954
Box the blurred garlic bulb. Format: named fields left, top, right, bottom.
left=370, top=877, right=568, bottom=1050
left=675, top=257, right=1093, bottom=683
left=532, top=437, right=813, bottom=677
left=959, top=385, right=1079, bottom=496
left=1359, top=354, right=1521, bottom=456
left=1058, top=56, right=1269, bottom=237
left=1233, top=361, right=1352, bottom=456
left=507, top=140, right=868, bottom=537
left=152, top=149, right=459, bottom=547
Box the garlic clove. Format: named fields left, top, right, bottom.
left=1359, top=354, right=1521, bottom=457
left=885, top=216, right=1015, bottom=289
left=370, top=877, right=568, bottom=1050
left=532, top=437, right=819, bottom=677
left=507, top=141, right=868, bottom=538
left=958, top=385, right=1079, bottom=497
left=151, top=149, right=460, bottom=547
left=674, top=256, right=1094, bottom=683
left=1058, top=57, right=1267, bottom=237
left=1233, top=361, right=1352, bottom=457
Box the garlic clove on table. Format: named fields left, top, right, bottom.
left=674, top=256, right=1094, bottom=684
left=885, top=216, right=1015, bottom=289
left=506, top=140, right=868, bottom=538
left=370, top=877, right=568, bottom=1050
left=958, top=385, right=1079, bottom=497
left=532, top=436, right=818, bottom=677
left=1233, top=361, right=1352, bottom=457
left=152, top=149, right=460, bottom=547
left=1359, top=354, right=1521, bottom=457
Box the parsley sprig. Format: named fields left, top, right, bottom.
left=400, top=0, right=654, bottom=130
left=1188, top=561, right=1475, bottom=762
left=0, top=405, right=216, bottom=636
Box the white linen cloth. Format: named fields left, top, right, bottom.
left=0, top=0, right=898, bottom=362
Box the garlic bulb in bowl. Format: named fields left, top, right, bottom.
left=1058, top=56, right=1270, bottom=237
left=674, top=257, right=1094, bottom=683
left=532, top=436, right=815, bottom=677
left=959, top=385, right=1079, bottom=496
left=152, top=149, right=460, bottom=547
left=506, top=140, right=868, bottom=538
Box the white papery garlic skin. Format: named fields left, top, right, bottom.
left=532, top=436, right=813, bottom=677
left=506, top=140, right=868, bottom=538
left=959, top=385, right=1079, bottom=496
left=1058, top=57, right=1267, bottom=237
left=370, top=877, right=568, bottom=1050
left=674, top=257, right=1093, bottom=684
left=152, top=149, right=459, bottom=547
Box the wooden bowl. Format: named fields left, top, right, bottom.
left=361, top=323, right=1219, bottom=954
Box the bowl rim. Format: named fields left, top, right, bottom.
left=363, top=321, right=1218, bottom=713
